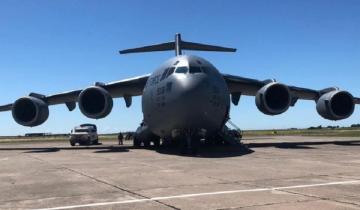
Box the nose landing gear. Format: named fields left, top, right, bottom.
left=179, top=130, right=201, bottom=155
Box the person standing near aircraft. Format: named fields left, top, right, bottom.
left=118, top=132, right=124, bottom=145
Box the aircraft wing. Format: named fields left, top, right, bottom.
left=0, top=104, right=12, bottom=112
left=223, top=73, right=358, bottom=120
left=222, top=74, right=321, bottom=100
left=355, top=97, right=360, bottom=104
left=0, top=74, right=150, bottom=112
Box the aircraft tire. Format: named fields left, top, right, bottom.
left=86, top=138, right=91, bottom=145
left=190, top=137, right=200, bottom=154
left=133, top=137, right=141, bottom=148
left=144, top=140, right=151, bottom=148
left=153, top=138, right=160, bottom=147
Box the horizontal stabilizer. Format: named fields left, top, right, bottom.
left=119, top=33, right=236, bottom=56
left=119, top=42, right=174, bottom=54
left=181, top=41, right=236, bottom=52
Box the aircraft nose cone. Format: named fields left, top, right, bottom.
left=169, top=73, right=225, bottom=130
left=178, top=74, right=209, bottom=97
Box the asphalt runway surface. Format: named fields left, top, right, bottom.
left=0, top=136, right=360, bottom=210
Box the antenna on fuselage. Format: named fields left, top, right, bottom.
left=119, top=33, right=236, bottom=56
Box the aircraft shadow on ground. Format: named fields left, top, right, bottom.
left=153, top=139, right=360, bottom=157
left=2, top=145, right=253, bottom=157
left=154, top=144, right=254, bottom=158
left=0, top=139, right=358, bottom=156
left=0, top=146, right=130, bottom=154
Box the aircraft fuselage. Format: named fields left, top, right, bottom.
left=142, top=55, right=230, bottom=138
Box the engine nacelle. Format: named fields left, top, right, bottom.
left=78, top=86, right=113, bottom=119
left=12, top=96, right=49, bottom=127
left=256, top=82, right=292, bottom=115
left=316, top=90, right=354, bottom=120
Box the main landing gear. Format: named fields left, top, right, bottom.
left=179, top=130, right=201, bottom=155
left=133, top=136, right=160, bottom=148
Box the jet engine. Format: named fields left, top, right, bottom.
left=316, top=90, right=354, bottom=120
left=12, top=96, right=49, bottom=127
left=256, top=82, right=291, bottom=115
left=78, top=86, right=113, bottom=119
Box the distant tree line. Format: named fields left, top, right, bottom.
left=24, top=133, right=65, bottom=137
left=307, top=124, right=360, bottom=130
left=308, top=125, right=323, bottom=130
left=308, top=125, right=339, bottom=130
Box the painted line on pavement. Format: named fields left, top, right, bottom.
left=32, top=180, right=360, bottom=210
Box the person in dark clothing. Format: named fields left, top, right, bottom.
left=118, top=132, right=124, bottom=145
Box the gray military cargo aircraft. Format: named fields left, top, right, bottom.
left=1, top=34, right=359, bottom=152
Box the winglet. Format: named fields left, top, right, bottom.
left=119, top=33, right=236, bottom=56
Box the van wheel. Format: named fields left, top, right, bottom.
left=86, top=138, right=91, bottom=145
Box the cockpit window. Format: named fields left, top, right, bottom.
left=166, top=67, right=175, bottom=77
left=201, top=66, right=210, bottom=74
left=175, top=66, right=188, bottom=74
left=160, top=68, right=169, bottom=81
left=189, top=66, right=202, bottom=74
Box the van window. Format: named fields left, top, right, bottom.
left=175, top=66, right=188, bottom=74
left=75, top=128, right=89, bottom=132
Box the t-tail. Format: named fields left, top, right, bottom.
left=119, top=33, right=236, bottom=56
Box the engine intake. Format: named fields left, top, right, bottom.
left=12, top=96, right=49, bottom=127
left=78, top=86, right=113, bottom=119
left=316, top=90, right=354, bottom=120
left=256, top=83, right=291, bottom=115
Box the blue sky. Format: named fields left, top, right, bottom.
left=0, top=0, right=359, bottom=135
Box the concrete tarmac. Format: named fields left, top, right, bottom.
left=0, top=136, right=359, bottom=210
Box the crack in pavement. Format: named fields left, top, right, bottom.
left=0, top=191, right=119, bottom=204
left=327, top=174, right=360, bottom=181
left=61, top=167, right=180, bottom=210
left=277, top=188, right=360, bottom=208
left=215, top=198, right=320, bottom=210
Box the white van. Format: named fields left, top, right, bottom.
left=69, top=124, right=98, bottom=146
